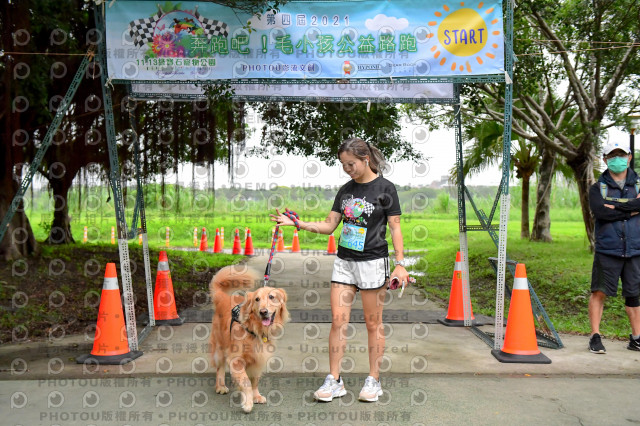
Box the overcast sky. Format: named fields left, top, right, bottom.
left=199, top=112, right=629, bottom=190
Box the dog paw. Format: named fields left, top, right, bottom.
left=242, top=401, right=254, bottom=413
left=216, top=386, right=229, bottom=394
left=254, top=394, right=266, bottom=404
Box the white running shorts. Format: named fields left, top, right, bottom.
left=331, top=257, right=390, bottom=290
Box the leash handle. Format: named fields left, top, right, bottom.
left=389, top=276, right=417, bottom=298
left=283, top=208, right=301, bottom=230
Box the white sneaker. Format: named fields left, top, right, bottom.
left=313, top=374, right=346, bottom=401
left=358, top=376, right=383, bottom=402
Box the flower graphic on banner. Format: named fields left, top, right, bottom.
left=128, top=3, right=229, bottom=59
left=428, top=2, right=502, bottom=73
left=153, top=33, right=183, bottom=57
left=150, top=11, right=205, bottom=58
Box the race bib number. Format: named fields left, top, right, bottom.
left=338, top=223, right=367, bottom=252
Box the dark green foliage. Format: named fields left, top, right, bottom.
left=256, top=101, right=421, bottom=165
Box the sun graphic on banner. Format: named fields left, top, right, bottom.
left=427, top=2, right=502, bottom=73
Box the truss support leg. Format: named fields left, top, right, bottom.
left=95, top=9, right=139, bottom=352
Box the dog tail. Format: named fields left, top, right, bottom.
left=210, top=265, right=259, bottom=294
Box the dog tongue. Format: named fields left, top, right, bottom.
left=262, top=318, right=272, bottom=326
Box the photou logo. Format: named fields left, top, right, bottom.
left=303, top=160, right=321, bottom=178
left=13, top=29, right=31, bottom=46
left=10, top=392, right=28, bottom=409
left=192, top=357, right=209, bottom=374
left=412, top=161, right=430, bottom=177
left=413, top=126, right=430, bottom=144
left=48, top=357, right=65, bottom=375
left=10, top=358, right=28, bottom=376
left=301, top=355, right=319, bottom=373
left=47, top=390, right=65, bottom=408
left=303, top=290, right=320, bottom=307
left=82, top=390, right=100, bottom=408
left=156, top=390, right=172, bottom=408
left=119, top=391, right=136, bottom=408
left=267, top=356, right=284, bottom=373
left=122, top=62, right=139, bottom=78
left=268, top=160, right=286, bottom=178
left=155, top=356, right=173, bottom=374
left=192, top=390, right=208, bottom=408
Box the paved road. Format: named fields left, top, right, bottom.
left=2, top=374, right=640, bottom=425
left=2, top=252, right=640, bottom=425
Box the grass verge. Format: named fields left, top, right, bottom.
left=0, top=244, right=242, bottom=344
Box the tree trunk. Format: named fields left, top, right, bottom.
left=45, top=177, right=75, bottom=244
left=520, top=173, right=531, bottom=239
left=567, top=153, right=596, bottom=250
left=531, top=148, right=555, bottom=242
left=0, top=1, right=38, bottom=259
left=0, top=179, right=39, bottom=260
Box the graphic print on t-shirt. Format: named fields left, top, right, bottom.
left=342, top=196, right=375, bottom=224
left=339, top=196, right=375, bottom=252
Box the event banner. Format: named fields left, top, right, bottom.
left=106, top=1, right=504, bottom=82
left=130, top=82, right=455, bottom=103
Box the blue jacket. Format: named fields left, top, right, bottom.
left=589, top=168, right=640, bottom=257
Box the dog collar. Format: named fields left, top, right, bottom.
left=231, top=304, right=269, bottom=342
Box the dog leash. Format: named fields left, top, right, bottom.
left=264, top=208, right=300, bottom=286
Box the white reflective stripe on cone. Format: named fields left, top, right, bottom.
left=454, top=261, right=462, bottom=270
left=158, top=261, right=169, bottom=271
left=513, top=277, right=528, bottom=291
left=102, top=277, right=119, bottom=291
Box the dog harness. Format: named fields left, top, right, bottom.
left=600, top=179, right=640, bottom=202
left=230, top=303, right=268, bottom=342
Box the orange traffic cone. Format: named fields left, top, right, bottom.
left=153, top=251, right=184, bottom=326
left=232, top=228, right=242, bottom=255
left=213, top=228, right=222, bottom=253
left=290, top=229, right=301, bottom=253
left=199, top=227, right=208, bottom=252
left=244, top=228, right=255, bottom=256
left=76, top=263, right=142, bottom=365
left=276, top=229, right=285, bottom=252
left=326, top=233, right=337, bottom=255
left=492, top=263, right=551, bottom=364
left=438, top=252, right=476, bottom=326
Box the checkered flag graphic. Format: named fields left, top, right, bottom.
left=361, top=198, right=375, bottom=215
left=194, top=8, right=229, bottom=39
left=128, top=10, right=162, bottom=48
left=341, top=197, right=375, bottom=216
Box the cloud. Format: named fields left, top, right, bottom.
left=365, top=14, right=409, bottom=31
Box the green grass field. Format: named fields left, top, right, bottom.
left=18, top=183, right=633, bottom=338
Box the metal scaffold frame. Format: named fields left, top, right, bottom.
left=0, top=0, right=562, bottom=355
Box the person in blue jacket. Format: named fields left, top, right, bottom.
left=588, top=142, right=640, bottom=353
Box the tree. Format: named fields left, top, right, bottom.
left=0, top=0, right=61, bottom=258
left=475, top=0, right=640, bottom=249
left=256, top=101, right=422, bottom=165
left=0, top=0, right=283, bottom=257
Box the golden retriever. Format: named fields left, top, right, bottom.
left=209, top=265, right=289, bottom=413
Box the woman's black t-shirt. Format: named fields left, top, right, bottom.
left=331, top=176, right=402, bottom=261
